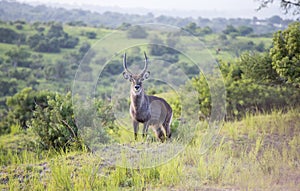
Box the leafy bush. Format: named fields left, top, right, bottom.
left=127, top=25, right=148, bottom=39
left=0, top=27, right=20, bottom=44
left=270, top=22, right=300, bottom=85
left=85, top=31, right=97, bottom=39
left=0, top=88, right=53, bottom=135
left=0, top=87, right=116, bottom=149
left=191, top=58, right=300, bottom=120
left=27, top=23, right=79, bottom=53
left=31, top=92, right=79, bottom=150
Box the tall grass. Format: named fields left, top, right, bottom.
left=0, top=108, right=299, bottom=190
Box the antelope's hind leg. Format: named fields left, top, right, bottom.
left=163, top=113, right=172, bottom=139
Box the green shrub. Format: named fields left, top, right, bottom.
left=0, top=88, right=53, bottom=134
left=31, top=92, right=79, bottom=150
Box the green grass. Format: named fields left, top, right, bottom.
left=0, top=108, right=299, bottom=190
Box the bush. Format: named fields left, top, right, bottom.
left=0, top=27, right=19, bottom=44
left=191, top=60, right=300, bottom=120
left=0, top=88, right=53, bottom=135
left=0, top=87, right=116, bottom=149
left=85, top=31, right=97, bottom=39
left=127, top=25, right=148, bottom=39
left=31, top=92, right=79, bottom=150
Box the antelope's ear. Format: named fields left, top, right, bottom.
left=123, top=71, right=132, bottom=81
left=142, top=71, right=150, bottom=80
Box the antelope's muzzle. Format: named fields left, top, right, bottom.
left=134, top=85, right=141, bottom=91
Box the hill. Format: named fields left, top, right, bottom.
left=0, top=0, right=294, bottom=33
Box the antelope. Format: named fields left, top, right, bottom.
left=122, top=52, right=172, bottom=142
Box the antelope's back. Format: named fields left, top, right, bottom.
left=148, top=95, right=172, bottom=123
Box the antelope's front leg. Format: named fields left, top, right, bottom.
left=133, top=120, right=139, bottom=140
left=142, top=121, right=149, bottom=138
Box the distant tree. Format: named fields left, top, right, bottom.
left=47, top=23, right=65, bottom=38
left=15, top=24, right=23, bottom=30
left=255, top=41, right=266, bottom=52
left=270, top=22, right=300, bottom=85
left=127, top=25, right=148, bottom=39
left=238, top=26, right=254, bottom=36
left=0, top=27, right=19, bottom=44
left=28, top=23, right=78, bottom=52
left=0, top=79, right=18, bottom=97
left=268, top=15, right=283, bottom=24
left=184, top=22, right=197, bottom=34
left=200, top=26, right=213, bottom=35
left=59, top=36, right=79, bottom=48
left=28, top=33, right=44, bottom=49
left=54, top=60, right=67, bottom=79
left=79, top=42, right=91, bottom=58
left=119, top=22, right=131, bottom=30
left=5, top=47, right=31, bottom=68
left=85, top=31, right=97, bottom=39
left=218, top=34, right=228, bottom=41
left=222, top=25, right=238, bottom=35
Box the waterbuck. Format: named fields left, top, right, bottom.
left=122, top=52, right=172, bottom=142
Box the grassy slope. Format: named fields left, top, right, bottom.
left=0, top=109, right=299, bottom=190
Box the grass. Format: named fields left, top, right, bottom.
left=0, top=108, right=299, bottom=190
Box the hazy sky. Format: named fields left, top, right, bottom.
left=19, top=0, right=293, bottom=19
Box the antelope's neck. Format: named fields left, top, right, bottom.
left=131, top=90, right=148, bottom=111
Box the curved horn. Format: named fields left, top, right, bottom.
left=140, top=52, right=148, bottom=75
left=123, top=53, right=132, bottom=74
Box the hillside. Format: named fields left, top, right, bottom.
left=0, top=109, right=299, bottom=190
left=0, top=1, right=299, bottom=190
left=0, top=0, right=294, bottom=33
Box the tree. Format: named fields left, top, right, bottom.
left=238, top=52, right=281, bottom=84
left=127, top=25, right=148, bottom=39
left=184, top=22, right=197, bottom=34
left=85, top=31, right=97, bottom=39
left=257, top=0, right=300, bottom=16
left=47, top=23, right=65, bottom=39
left=270, top=22, right=300, bottom=85
left=5, top=47, right=31, bottom=68
left=238, top=26, right=254, bottom=36
left=0, top=27, right=19, bottom=44
left=222, top=25, right=238, bottom=35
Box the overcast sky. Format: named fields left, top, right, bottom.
left=19, top=0, right=295, bottom=19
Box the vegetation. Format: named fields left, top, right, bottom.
left=0, top=1, right=299, bottom=190
left=0, top=109, right=299, bottom=190
left=0, top=1, right=294, bottom=33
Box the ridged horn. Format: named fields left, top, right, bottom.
left=123, top=53, right=132, bottom=74
left=140, top=52, right=148, bottom=75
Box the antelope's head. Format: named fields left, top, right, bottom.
left=122, top=52, right=150, bottom=95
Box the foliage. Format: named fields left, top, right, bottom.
left=5, top=47, right=31, bottom=68
left=192, top=52, right=300, bottom=119
left=1, top=109, right=299, bottom=190
left=222, top=25, right=238, bottom=35
left=27, top=23, right=79, bottom=53
left=85, top=31, right=97, bottom=39
left=0, top=27, right=20, bottom=44
left=0, top=88, right=53, bottom=135
left=127, top=25, right=148, bottom=39
left=0, top=1, right=294, bottom=34
left=31, top=92, right=79, bottom=150
left=237, top=52, right=281, bottom=84
left=270, top=22, right=300, bottom=85
left=183, top=22, right=213, bottom=36
left=238, top=26, right=254, bottom=36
